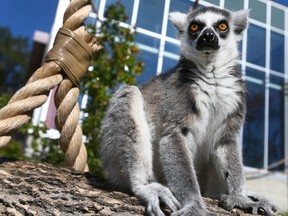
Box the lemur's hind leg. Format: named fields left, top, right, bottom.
left=100, top=85, right=180, bottom=216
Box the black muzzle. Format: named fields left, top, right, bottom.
left=196, top=28, right=220, bottom=51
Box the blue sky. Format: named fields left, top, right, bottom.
left=0, top=0, right=58, bottom=46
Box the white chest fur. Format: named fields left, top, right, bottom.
left=190, top=62, right=242, bottom=147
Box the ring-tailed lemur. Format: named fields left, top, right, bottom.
left=100, top=6, right=277, bottom=216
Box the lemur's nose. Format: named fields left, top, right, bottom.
left=202, top=29, right=216, bottom=42
left=196, top=28, right=219, bottom=50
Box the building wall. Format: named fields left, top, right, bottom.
left=92, top=0, right=288, bottom=172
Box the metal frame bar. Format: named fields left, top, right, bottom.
left=263, top=1, right=272, bottom=170
left=284, top=6, right=288, bottom=172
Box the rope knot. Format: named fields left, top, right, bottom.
left=46, top=27, right=95, bottom=87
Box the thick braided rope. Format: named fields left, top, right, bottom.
left=0, top=0, right=101, bottom=172
left=0, top=63, right=62, bottom=147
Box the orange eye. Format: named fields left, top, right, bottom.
left=190, top=24, right=199, bottom=32
left=218, top=23, right=228, bottom=31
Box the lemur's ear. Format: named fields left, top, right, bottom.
left=169, top=12, right=187, bottom=34
left=232, top=9, right=249, bottom=35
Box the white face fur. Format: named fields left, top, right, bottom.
left=169, top=7, right=248, bottom=65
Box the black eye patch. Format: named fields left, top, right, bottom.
left=188, top=21, right=205, bottom=40
left=214, top=20, right=230, bottom=38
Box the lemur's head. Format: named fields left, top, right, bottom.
left=169, top=7, right=248, bottom=62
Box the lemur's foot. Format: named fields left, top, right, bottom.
left=134, top=183, right=180, bottom=216
left=220, top=194, right=278, bottom=216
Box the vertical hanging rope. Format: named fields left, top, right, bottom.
left=0, top=0, right=102, bottom=172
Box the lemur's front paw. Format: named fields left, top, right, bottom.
left=220, top=194, right=278, bottom=216
left=134, top=183, right=181, bottom=216
left=172, top=203, right=217, bottom=216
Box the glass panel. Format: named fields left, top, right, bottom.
left=167, top=0, right=192, bottom=38
left=165, top=41, right=180, bottom=55
left=273, top=0, right=288, bottom=7
left=270, top=31, right=284, bottom=73
left=135, top=34, right=160, bottom=84
left=105, top=0, right=134, bottom=24
left=243, top=68, right=265, bottom=169
left=162, top=57, right=178, bottom=73
left=161, top=42, right=180, bottom=72
left=224, top=0, right=244, bottom=11
left=85, top=16, right=96, bottom=28
left=249, top=0, right=266, bottom=23
left=136, top=0, right=165, bottom=33
left=136, top=32, right=160, bottom=49
left=92, top=0, right=100, bottom=9
left=136, top=50, right=158, bottom=84
left=271, top=7, right=285, bottom=30
left=205, top=0, right=220, bottom=6
left=268, top=75, right=285, bottom=171
left=169, top=0, right=192, bottom=13
left=247, top=24, right=266, bottom=67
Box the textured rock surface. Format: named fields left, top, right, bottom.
left=0, top=161, right=253, bottom=215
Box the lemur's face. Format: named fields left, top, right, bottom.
left=187, top=8, right=231, bottom=53
left=169, top=7, right=248, bottom=59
